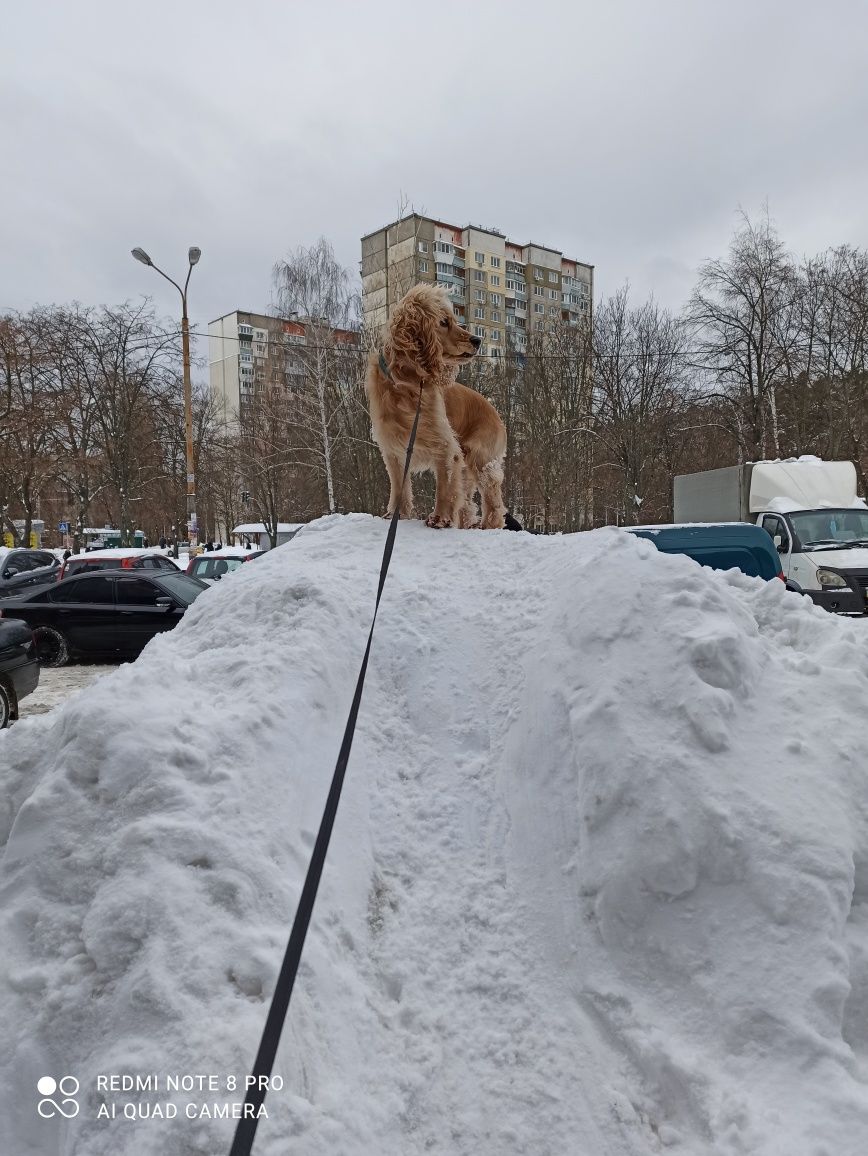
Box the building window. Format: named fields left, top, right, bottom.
left=534, top=303, right=544, bottom=314
left=418, top=240, right=428, bottom=254
left=418, top=259, right=429, bottom=273
left=474, top=270, right=485, bottom=282
left=549, top=306, right=558, bottom=316
left=533, top=268, right=542, bottom=280
left=549, top=288, right=558, bottom=300
left=548, top=271, right=558, bottom=283
left=475, top=251, right=485, bottom=264
left=491, top=330, right=500, bottom=342
left=534, top=286, right=544, bottom=297
left=491, top=310, right=500, bottom=323
left=474, top=326, right=485, bottom=338
left=490, top=293, right=502, bottom=307
left=436, top=262, right=452, bottom=274
left=474, top=307, right=485, bottom=320
left=490, top=256, right=501, bottom=268
left=475, top=290, right=486, bottom=303
left=490, top=274, right=501, bottom=287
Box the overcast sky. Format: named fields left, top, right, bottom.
left=3, top=0, right=868, bottom=336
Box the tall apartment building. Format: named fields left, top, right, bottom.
left=208, top=309, right=358, bottom=428
left=361, top=214, right=593, bottom=357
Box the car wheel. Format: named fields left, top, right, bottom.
left=0, top=681, right=12, bottom=728
left=33, top=625, right=70, bottom=667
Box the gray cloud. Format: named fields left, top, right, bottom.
left=3, top=0, right=867, bottom=342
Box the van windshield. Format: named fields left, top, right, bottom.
left=789, top=509, right=868, bottom=548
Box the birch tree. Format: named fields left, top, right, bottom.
left=273, top=238, right=357, bottom=513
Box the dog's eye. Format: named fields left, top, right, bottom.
left=440, top=317, right=450, bottom=327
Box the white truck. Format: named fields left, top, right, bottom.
left=673, top=457, right=868, bottom=614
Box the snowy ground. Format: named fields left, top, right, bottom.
left=16, top=663, right=118, bottom=719
left=2, top=515, right=868, bottom=1156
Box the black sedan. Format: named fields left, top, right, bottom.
left=0, top=569, right=208, bottom=666
left=0, top=619, right=39, bottom=727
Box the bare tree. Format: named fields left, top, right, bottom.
left=0, top=310, right=62, bottom=544
left=273, top=238, right=357, bottom=513
left=689, top=210, right=800, bottom=459
left=591, top=288, right=689, bottom=523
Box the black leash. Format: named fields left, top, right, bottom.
left=229, top=373, right=422, bottom=1156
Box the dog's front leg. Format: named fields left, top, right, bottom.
left=385, top=454, right=415, bottom=519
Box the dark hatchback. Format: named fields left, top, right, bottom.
left=0, top=548, right=60, bottom=597
left=0, top=569, right=208, bottom=666
left=0, top=619, right=39, bottom=727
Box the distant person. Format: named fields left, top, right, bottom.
left=159, top=536, right=167, bottom=550
left=62, top=549, right=72, bottom=562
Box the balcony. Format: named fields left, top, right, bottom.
left=436, top=272, right=465, bottom=289
left=453, top=256, right=465, bottom=269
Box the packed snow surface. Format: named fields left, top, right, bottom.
left=2, top=515, right=868, bottom=1156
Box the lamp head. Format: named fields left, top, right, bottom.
left=188, top=247, right=201, bottom=266
left=131, top=247, right=152, bottom=266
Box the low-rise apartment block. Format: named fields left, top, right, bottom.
left=361, top=214, right=593, bottom=356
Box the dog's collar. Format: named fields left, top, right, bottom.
left=378, top=350, right=394, bottom=382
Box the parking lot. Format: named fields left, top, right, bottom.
left=16, top=662, right=117, bottom=719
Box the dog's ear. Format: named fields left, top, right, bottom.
left=388, top=297, right=444, bottom=383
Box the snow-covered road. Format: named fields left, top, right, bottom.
left=17, top=663, right=117, bottom=719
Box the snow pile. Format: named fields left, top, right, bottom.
left=1, top=515, right=868, bottom=1156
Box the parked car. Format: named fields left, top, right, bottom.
left=186, top=547, right=264, bottom=585
left=59, top=548, right=181, bottom=582
left=0, top=569, right=208, bottom=666
left=0, top=619, right=40, bottom=727
left=0, top=548, right=61, bottom=597
left=626, top=523, right=786, bottom=582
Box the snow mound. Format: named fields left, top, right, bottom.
left=2, top=515, right=868, bottom=1156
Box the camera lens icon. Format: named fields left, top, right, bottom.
left=37, top=1076, right=80, bottom=1119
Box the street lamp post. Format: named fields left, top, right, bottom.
left=132, top=245, right=201, bottom=546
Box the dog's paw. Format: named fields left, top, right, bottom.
left=425, top=513, right=452, bottom=529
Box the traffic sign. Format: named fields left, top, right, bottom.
left=58, top=521, right=69, bottom=533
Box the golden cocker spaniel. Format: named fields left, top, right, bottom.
left=365, top=284, right=507, bottom=529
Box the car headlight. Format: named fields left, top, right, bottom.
left=816, top=568, right=848, bottom=588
